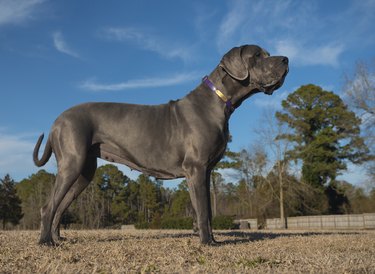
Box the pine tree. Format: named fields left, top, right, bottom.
left=168, top=181, right=192, bottom=217
left=138, top=174, right=159, bottom=223
left=93, top=164, right=129, bottom=226
left=0, top=174, right=23, bottom=229
left=276, top=84, right=369, bottom=187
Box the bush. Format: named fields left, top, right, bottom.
left=135, top=216, right=235, bottom=230
left=212, top=216, right=235, bottom=230
left=160, top=217, right=193, bottom=229
left=134, top=221, right=149, bottom=229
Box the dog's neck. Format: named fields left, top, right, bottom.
left=182, top=67, right=261, bottom=124
left=208, top=67, right=261, bottom=110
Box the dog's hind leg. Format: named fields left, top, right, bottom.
left=39, top=159, right=85, bottom=245
left=51, top=155, right=97, bottom=243
left=39, top=134, right=89, bottom=245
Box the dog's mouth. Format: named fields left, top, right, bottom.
left=262, top=66, right=289, bottom=95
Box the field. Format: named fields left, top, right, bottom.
left=1, top=229, right=374, bottom=273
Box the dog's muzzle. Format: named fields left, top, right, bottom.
left=263, top=57, right=289, bottom=95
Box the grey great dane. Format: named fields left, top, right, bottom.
left=34, top=45, right=288, bottom=245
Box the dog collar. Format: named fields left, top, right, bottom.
left=202, top=76, right=234, bottom=112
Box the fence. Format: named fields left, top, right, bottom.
left=266, top=213, right=375, bottom=230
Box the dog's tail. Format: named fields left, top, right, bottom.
left=33, top=133, right=53, bottom=167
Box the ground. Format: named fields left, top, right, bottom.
left=1, top=229, right=374, bottom=273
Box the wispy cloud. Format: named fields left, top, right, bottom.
left=274, top=40, right=344, bottom=67
left=215, top=0, right=373, bottom=67
left=216, top=1, right=322, bottom=57
left=80, top=72, right=200, bottom=92
left=101, top=27, right=194, bottom=63
left=217, top=0, right=247, bottom=52
left=0, top=0, right=46, bottom=26
left=52, top=31, right=80, bottom=58
left=0, top=131, right=56, bottom=181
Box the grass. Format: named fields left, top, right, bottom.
left=237, top=256, right=272, bottom=268
left=1, top=229, right=374, bottom=273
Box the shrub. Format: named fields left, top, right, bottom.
left=135, top=221, right=149, bottom=229
left=160, top=217, right=193, bottom=229
left=135, top=216, right=235, bottom=230
left=212, top=216, right=235, bottom=230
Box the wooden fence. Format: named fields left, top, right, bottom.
left=266, top=213, right=375, bottom=230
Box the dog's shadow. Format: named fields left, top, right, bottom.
left=91, top=230, right=361, bottom=246
left=214, top=230, right=361, bottom=245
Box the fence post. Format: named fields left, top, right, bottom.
left=320, top=215, right=323, bottom=229
left=362, top=214, right=365, bottom=228
left=334, top=215, right=336, bottom=229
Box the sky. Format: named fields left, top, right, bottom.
left=0, top=0, right=374, bottom=187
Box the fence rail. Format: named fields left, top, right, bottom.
left=266, top=213, right=375, bottom=230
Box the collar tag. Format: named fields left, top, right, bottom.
left=202, top=76, right=234, bottom=112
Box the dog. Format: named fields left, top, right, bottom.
left=33, top=45, right=288, bottom=245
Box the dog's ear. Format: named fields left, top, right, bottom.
left=219, top=46, right=249, bottom=81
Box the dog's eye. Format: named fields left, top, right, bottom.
left=255, top=52, right=261, bottom=57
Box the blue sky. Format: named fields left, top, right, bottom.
left=0, top=0, right=374, bottom=187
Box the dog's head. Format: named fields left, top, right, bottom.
left=220, top=45, right=288, bottom=95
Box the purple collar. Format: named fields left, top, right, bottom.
left=202, top=76, right=234, bottom=112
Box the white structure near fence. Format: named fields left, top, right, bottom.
left=266, top=213, right=375, bottom=230
left=234, top=219, right=258, bottom=229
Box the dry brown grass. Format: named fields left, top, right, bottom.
left=1, top=229, right=374, bottom=273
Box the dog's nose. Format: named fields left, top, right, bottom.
left=282, top=57, right=289, bottom=65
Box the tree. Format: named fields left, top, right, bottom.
left=256, top=110, right=294, bottom=228
left=217, top=182, right=238, bottom=216
left=16, top=170, right=55, bottom=229
left=60, top=209, right=79, bottom=229
left=0, top=174, right=23, bottom=229
left=276, top=84, right=370, bottom=213
left=344, top=61, right=375, bottom=183
left=123, top=179, right=140, bottom=224
left=66, top=164, right=133, bottom=229
left=71, top=178, right=103, bottom=228
left=324, top=181, right=350, bottom=214
left=167, top=181, right=193, bottom=217
left=344, top=61, right=375, bottom=126
left=93, top=164, right=129, bottom=226
left=138, top=174, right=159, bottom=224
left=234, top=146, right=269, bottom=220
left=211, top=135, right=240, bottom=217
left=340, top=182, right=375, bottom=213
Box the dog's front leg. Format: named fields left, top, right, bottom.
left=185, top=164, right=213, bottom=244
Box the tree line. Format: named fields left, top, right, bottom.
left=1, top=70, right=374, bottom=229
left=2, top=161, right=374, bottom=230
